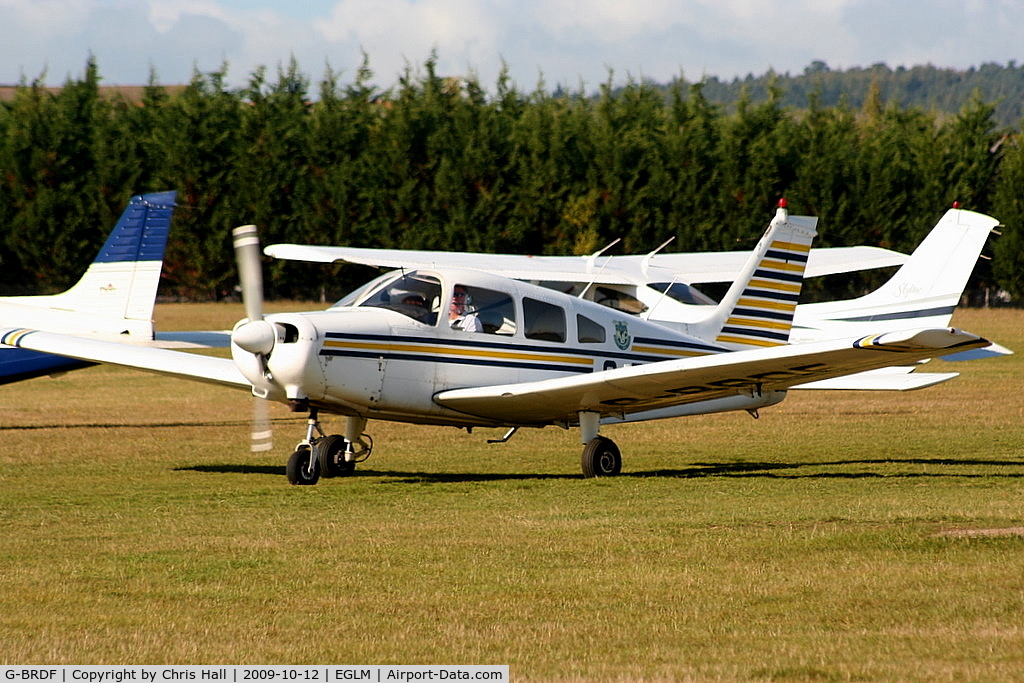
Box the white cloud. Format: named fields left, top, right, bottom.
left=0, top=0, right=1021, bottom=90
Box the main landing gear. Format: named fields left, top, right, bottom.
left=578, top=411, right=622, bottom=478
left=581, top=436, right=622, bottom=477
left=286, top=410, right=373, bottom=486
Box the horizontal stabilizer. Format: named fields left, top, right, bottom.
left=939, top=341, right=1013, bottom=361
left=792, top=367, right=959, bottom=390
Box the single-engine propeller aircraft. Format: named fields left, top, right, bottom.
left=0, top=202, right=1001, bottom=484
left=0, top=191, right=177, bottom=384
left=266, top=203, right=1001, bottom=348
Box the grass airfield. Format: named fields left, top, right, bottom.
left=1, top=305, right=1022, bottom=679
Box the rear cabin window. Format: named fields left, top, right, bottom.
left=524, top=298, right=566, bottom=343
left=577, top=314, right=605, bottom=343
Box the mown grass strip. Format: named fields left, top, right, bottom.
left=0, top=305, right=1021, bottom=678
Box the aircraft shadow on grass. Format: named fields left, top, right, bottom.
left=5, top=420, right=254, bottom=431
left=178, top=458, right=1024, bottom=482
left=635, top=458, right=1024, bottom=480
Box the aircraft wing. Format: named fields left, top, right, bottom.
left=264, top=243, right=908, bottom=285
left=642, top=245, right=908, bottom=282
left=264, top=245, right=639, bottom=284
left=434, top=328, right=988, bottom=424
left=0, top=327, right=250, bottom=390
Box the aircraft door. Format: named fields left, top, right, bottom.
left=376, top=319, right=441, bottom=416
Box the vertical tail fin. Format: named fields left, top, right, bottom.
left=48, top=191, right=175, bottom=337
left=696, top=201, right=818, bottom=349
left=821, top=208, right=999, bottom=326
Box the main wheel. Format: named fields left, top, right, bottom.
left=317, top=434, right=356, bottom=478
left=581, top=436, right=622, bottom=477
left=286, top=445, right=321, bottom=485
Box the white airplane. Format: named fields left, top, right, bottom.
left=0, top=191, right=177, bottom=385
left=0, top=203, right=998, bottom=484
left=266, top=202, right=1000, bottom=347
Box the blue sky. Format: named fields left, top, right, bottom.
left=1, top=0, right=1022, bottom=92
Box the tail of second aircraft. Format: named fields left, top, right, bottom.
left=689, top=200, right=818, bottom=349
left=792, top=207, right=1000, bottom=339
left=7, top=191, right=176, bottom=339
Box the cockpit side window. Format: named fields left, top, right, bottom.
left=351, top=271, right=442, bottom=325
left=449, top=285, right=517, bottom=335
left=524, top=298, right=566, bottom=343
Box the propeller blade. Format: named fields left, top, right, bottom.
left=250, top=395, right=274, bottom=453
left=233, top=224, right=265, bottom=323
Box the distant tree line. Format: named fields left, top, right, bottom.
left=687, top=61, right=1024, bottom=129
left=0, top=56, right=1021, bottom=303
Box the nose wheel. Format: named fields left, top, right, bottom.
left=286, top=445, right=320, bottom=485
left=285, top=410, right=374, bottom=485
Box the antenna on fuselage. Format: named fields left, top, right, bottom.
left=578, top=238, right=621, bottom=300
left=639, top=236, right=679, bottom=318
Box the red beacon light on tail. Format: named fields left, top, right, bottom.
left=776, top=197, right=789, bottom=220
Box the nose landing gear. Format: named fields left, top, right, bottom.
left=285, top=410, right=373, bottom=486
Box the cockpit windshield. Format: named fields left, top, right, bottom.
left=333, top=270, right=442, bottom=325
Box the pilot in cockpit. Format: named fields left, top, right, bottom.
left=449, top=285, right=482, bottom=332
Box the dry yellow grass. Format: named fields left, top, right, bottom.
left=0, top=304, right=1021, bottom=679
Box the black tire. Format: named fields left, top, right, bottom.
left=581, top=436, right=622, bottom=478
left=317, top=434, right=355, bottom=478
left=286, top=446, right=321, bottom=485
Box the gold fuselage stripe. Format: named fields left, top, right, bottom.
left=716, top=334, right=783, bottom=347
left=631, top=345, right=705, bottom=358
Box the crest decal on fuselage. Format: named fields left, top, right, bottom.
left=613, top=320, right=631, bottom=350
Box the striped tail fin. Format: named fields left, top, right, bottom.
left=702, top=201, right=818, bottom=349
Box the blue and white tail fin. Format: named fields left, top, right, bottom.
left=0, top=192, right=176, bottom=384
left=792, top=207, right=1000, bottom=338
left=693, top=201, right=818, bottom=349
left=24, top=191, right=176, bottom=338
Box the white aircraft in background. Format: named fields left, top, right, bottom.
left=0, top=191, right=177, bottom=385
left=266, top=202, right=1001, bottom=349
left=0, top=203, right=999, bottom=484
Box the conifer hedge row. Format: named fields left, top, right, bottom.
left=1, top=57, right=1021, bottom=302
